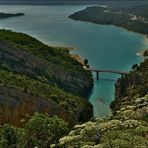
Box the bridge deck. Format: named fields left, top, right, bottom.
left=86, top=68, right=128, bottom=75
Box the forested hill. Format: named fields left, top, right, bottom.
left=0, top=13, right=24, bottom=19
left=69, top=5, right=148, bottom=37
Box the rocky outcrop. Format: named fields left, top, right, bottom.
left=0, top=86, right=92, bottom=126
left=0, top=86, right=69, bottom=126
left=110, top=72, right=141, bottom=111
left=111, top=60, right=148, bottom=111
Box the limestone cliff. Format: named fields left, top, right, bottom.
left=0, top=29, right=93, bottom=126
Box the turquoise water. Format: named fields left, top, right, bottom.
left=0, top=5, right=148, bottom=117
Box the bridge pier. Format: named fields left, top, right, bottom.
left=121, top=74, right=124, bottom=78
left=96, top=71, right=99, bottom=80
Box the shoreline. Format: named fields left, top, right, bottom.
left=70, top=18, right=148, bottom=57
left=70, top=54, right=85, bottom=65
left=54, top=46, right=76, bottom=51
left=69, top=6, right=148, bottom=54
left=137, top=48, right=148, bottom=57
left=54, top=21, right=148, bottom=68
left=54, top=46, right=85, bottom=65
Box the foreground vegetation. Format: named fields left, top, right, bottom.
left=0, top=29, right=93, bottom=97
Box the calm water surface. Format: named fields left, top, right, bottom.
left=0, top=5, right=148, bottom=117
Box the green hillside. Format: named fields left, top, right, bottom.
left=69, top=5, right=148, bottom=36
left=0, top=29, right=93, bottom=127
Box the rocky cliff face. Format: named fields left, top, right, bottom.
left=111, top=60, right=148, bottom=111
left=0, top=29, right=93, bottom=126
left=0, top=42, right=92, bottom=97
left=0, top=86, right=65, bottom=126
left=0, top=86, right=92, bottom=126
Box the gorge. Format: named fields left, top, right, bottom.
left=0, top=5, right=147, bottom=117
left=0, top=3, right=148, bottom=147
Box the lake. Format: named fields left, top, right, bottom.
left=0, top=5, right=147, bottom=117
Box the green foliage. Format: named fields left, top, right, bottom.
left=0, top=28, right=93, bottom=125
left=0, top=29, right=93, bottom=97
left=100, top=129, right=148, bottom=148
left=58, top=117, right=148, bottom=148
left=0, top=113, right=69, bottom=148
left=0, top=29, right=93, bottom=147
left=0, top=124, right=27, bottom=148
left=110, top=59, right=148, bottom=111
left=25, top=112, right=69, bottom=147
left=0, top=69, right=91, bottom=118
left=59, top=121, right=100, bottom=147
left=0, top=29, right=87, bottom=72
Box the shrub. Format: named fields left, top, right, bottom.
left=25, top=112, right=69, bottom=147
